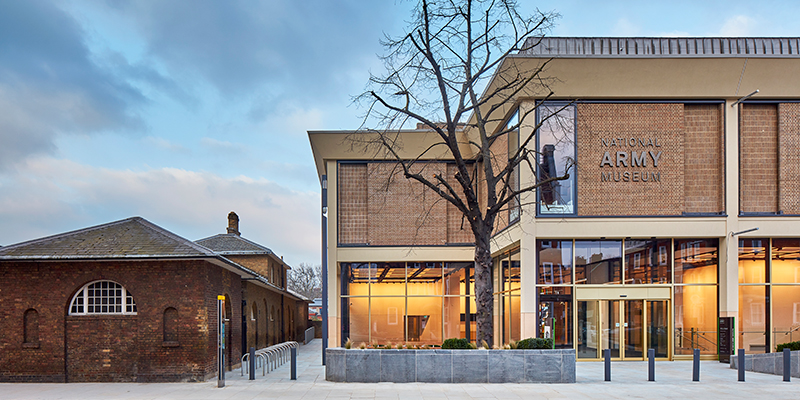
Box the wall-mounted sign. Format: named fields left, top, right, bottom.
left=598, top=137, right=663, bottom=183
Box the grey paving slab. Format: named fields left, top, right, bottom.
left=4, top=340, right=800, bottom=399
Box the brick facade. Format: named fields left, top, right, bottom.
left=242, top=282, right=308, bottom=350
left=338, top=163, right=368, bottom=243
left=779, top=103, right=800, bottom=214
left=0, top=260, right=242, bottom=383
left=740, top=104, right=779, bottom=213
left=684, top=104, right=724, bottom=213
left=338, top=162, right=476, bottom=246
left=577, top=103, right=686, bottom=216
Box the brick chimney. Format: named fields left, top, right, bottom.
left=227, top=212, right=240, bottom=235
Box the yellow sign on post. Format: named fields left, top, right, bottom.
left=217, top=295, right=225, bottom=301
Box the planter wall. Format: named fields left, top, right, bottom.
left=730, top=350, right=800, bottom=378
left=325, top=348, right=576, bottom=383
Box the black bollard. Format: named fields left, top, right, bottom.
left=604, top=348, right=611, bottom=381
left=784, top=348, right=791, bottom=382
left=692, top=349, right=700, bottom=381
left=291, top=347, right=297, bottom=380
left=738, top=349, right=745, bottom=382
left=648, top=349, right=655, bottom=382
left=249, top=347, right=255, bottom=380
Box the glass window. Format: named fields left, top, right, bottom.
left=538, top=240, right=573, bottom=284
left=739, top=239, right=767, bottom=283
left=69, top=280, right=137, bottom=315
left=575, top=240, right=622, bottom=285
left=772, top=286, right=800, bottom=349
left=406, top=262, right=444, bottom=296
left=675, top=239, right=718, bottom=284
left=371, top=262, right=406, bottom=296
left=341, top=262, right=373, bottom=296
left=370, top=297, right=406, bottom=343
left=625, top=239, right=671, bottom=284
left=772, top=239, right=800, bottom=283
left=444, top=262, right=474, bottom=296
left=674, top=285, right=717, bottom=355
left=507, top=111, right=521, bottom=223
left=342, top=297, right=369, bottom=345
left=739, top=285, right=769, bottom=353
left=538, top=286, right=573, bottom=349
left=407, top=296, right=442, bottom=344
left=537, top=103, right=576, bottom=215
left=499, top=251, right=521, bottom=344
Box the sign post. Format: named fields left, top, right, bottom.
left=217, top=295, right=225, bottom=388
left=718, top=317, right=734, bottom=363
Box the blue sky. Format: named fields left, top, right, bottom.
left=1, top=0, right=798, bottom=266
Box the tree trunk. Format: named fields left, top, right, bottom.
left=473, top=224, right=494, bottom=347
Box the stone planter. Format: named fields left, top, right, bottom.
left=325, top=348, right=576, bottom=383
left=730, top=350, right=800, bottom=377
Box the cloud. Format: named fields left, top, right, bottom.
left=200, top=137, right=249, bottom=154
left=718, top=15, right=756, bottom=36
left=0, top=1, right=146, bottom=170
left=143, top=136, right=190, bottom=153
left=0, top=158, right=320, bottom=266
left=95, top=0, right=396, bottom=110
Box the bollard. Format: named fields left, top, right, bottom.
left=784, top=348, right=791, bottom=382
left=291, top=347, right=297, bottom=380
left=648, top=349, right=655, bottom=382
left=692, top=349, right=700, bottom=382
left=604, top=348, right=611, bottom=382
left=249, top=347, right=256, bottom=380
left=738, top=349, right=745, bottom=382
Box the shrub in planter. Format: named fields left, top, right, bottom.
left=777, top=340, right=800, bottom=352
left=516, top=337, right=554, bottom=349
left=442, top=338, right=473, bottom=349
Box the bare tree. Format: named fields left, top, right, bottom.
left=354, top=0, right=572, bottom=345
left=288, top=263, right=322, bottom=299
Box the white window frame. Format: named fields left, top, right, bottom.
left=69, top=280, right=137, bottom=316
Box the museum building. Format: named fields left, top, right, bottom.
left=308, top=37, right=800, bottom=361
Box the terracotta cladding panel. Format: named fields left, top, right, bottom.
left=740, top=104, right=779, bottom=213
left=367, top=162, right=448, bottom=246
left=489, top=133, right=510, bottom=232
left=576, top=103, right=685, bottom=216
left=684, top=104, right=724, bottom=213
left=779, top=103, right=800, bottom=214
left=337, top=163, right=368, bottom=244
left=446, top=163, right=475, bottom=243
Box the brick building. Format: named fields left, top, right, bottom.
left=309, top=37, right=800, bottom=361
left=0, top=213, right=308, bottom=382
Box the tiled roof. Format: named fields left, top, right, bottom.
left=520, top=37, right=800, bottom=58
left=195, top=234, right=274, bottom=255
left=0, top=217, right=216, bottom=259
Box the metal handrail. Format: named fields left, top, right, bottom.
left=241, top=341, right=299, bottom=376
left=675, top=328, right=717, bottom=351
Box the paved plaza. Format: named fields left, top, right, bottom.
left=2, top=340, right=799, bottom=399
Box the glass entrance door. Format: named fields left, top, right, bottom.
left=577, top=299, right=670, bottom=360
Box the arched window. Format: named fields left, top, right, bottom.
left=163, top=307, right=179, bottom=344
left=69, top=280, right=137, bottom=315
left=23, top=309, right=39, bottom=347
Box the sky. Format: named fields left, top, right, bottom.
left=1, top=0, right=799, bottom=267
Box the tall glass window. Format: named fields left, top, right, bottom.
left=624, top=239, right=671, bottom=284
left=340, top=261, right=475, bottom=346
left=675, top=239, right=718, bottom=284
left=536, top=103, right=576, bottom=215
left=496, top=250, right=521, bottom=344
left=507, top=111, right=521, bottom=223
left=575, top=240, right=622, bottom=285
left=538, top=240, right=572, bottom=285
